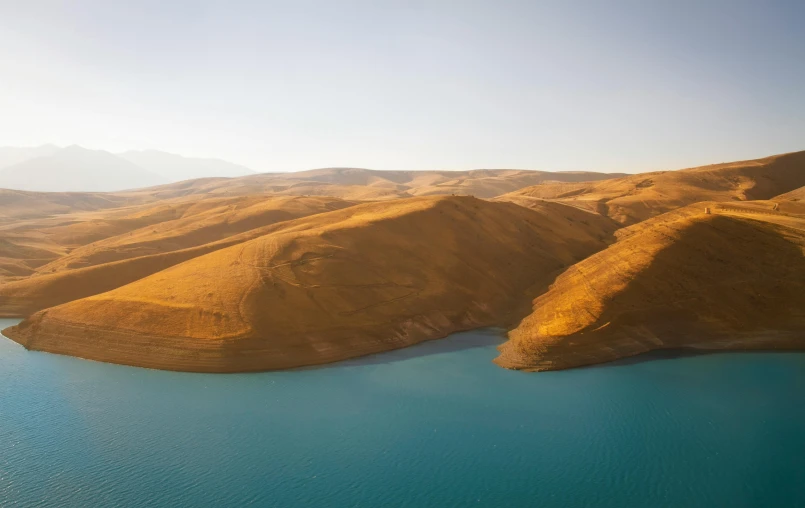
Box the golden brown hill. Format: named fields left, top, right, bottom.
left=777, top=185, right=805, bottom=201
left=0, top=227, right=293, bottom=317
left=0, top=240, right=60, bottom=279
left=0, top=165, right=619, bottom=282
left=500, top=150, right=805, bottom=225
left=0, top=198, right=202, bottom=274
left=0, top=167, right=622, bottom=230
left=37, top=195, right=355, bottom=273
left=495, top=203, right=805, bottom=371
left=0, top=188, right=147, bottom=225
left=0, top=193, right=231, bottom=285
left=774, top=186, right=805, bottom=216
left=120, top=168, right=625, bottom=201
left=0, top=195, right=355, bottom=317
left=3, top=196, right=617, bottom=372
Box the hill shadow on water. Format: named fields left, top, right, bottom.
left=587, top=347, right=803, bottom=370
left=298, top=328, right=506, bottom=371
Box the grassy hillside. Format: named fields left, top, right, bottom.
left=500, top=150, right=805, bottom=224
left=4, top=196, right=617, bottom=371
left=496, top=203, right=805, bottom=371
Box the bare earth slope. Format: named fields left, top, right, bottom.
left=495, top=203, right=805, bottom=371
left=3, top=196, right=617, bottom=372
left=500, top=150, right=805, bottom=225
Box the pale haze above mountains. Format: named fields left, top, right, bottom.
left=0, top=145, right=255, bottom=192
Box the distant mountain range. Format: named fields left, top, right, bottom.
left=0, top=144, right=61, bottom=169
left=0, top=145, right=255, bottom=192
left=0, top=144, right=626, bottom=194
left=117, top=150, right=255, bottom=182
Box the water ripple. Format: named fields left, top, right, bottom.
left=2, top=320, right=805, bottom=507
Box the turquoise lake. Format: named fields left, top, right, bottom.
left=1, top=317, right=804, bottom=507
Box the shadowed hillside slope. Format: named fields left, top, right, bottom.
left=500, top=150, right=805, bottom=225
left=495, top=204, right=805, bottom=371
left=3, top=196, right=617, bottom=372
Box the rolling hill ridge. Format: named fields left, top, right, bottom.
left=495, top=203, right=805, bottom=371
left=3, top=196, right=618, bottom=371
left=3, top=149, right=805, bottom=372
left=500, top=150, right=805, bottom=224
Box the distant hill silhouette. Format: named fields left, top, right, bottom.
left=0, top=146, right=166, bottom=192
left=0, top=144, right=60, bottom=170
left=118, top=149, right=254, bottom=181
left=0, top=145, right=257, bottom=189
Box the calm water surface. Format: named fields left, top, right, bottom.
left=1, top=318, right=804, bottom=507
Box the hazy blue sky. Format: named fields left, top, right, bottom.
left=1, top=0, right=803, bottom=173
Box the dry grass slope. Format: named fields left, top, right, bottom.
left=118, top=167, right=625, bottom=201
left=0, top=196, right=355, bottom=316
left=4, top=150, right=805, bottom=374
left=500, top=150, right=805, bottom=224
left=495, top=203, right=805, bottom=371
left=4, top=196, right=617, bottom=371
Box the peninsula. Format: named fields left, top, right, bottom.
left=2, top=151, right=805, bottom=372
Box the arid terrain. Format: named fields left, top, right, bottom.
left=3, top=150, right=805, bottom=371
left=3, top=196, right=616, bottom=371
left=495, top=202, right=805, bottom=370
left=499, top=150, right=805, bottom=224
